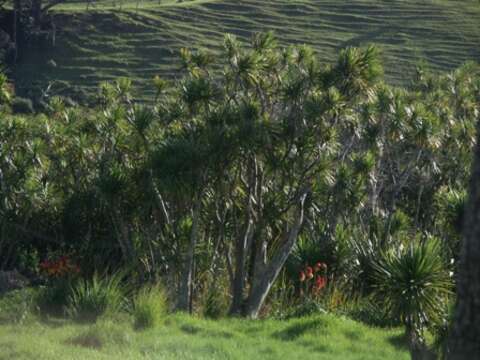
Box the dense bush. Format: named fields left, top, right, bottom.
left=372, top=237, right=452, bottom=358
left=132, top=284, right=168, bottom=329
left=36, top=281, right=72, bottom=316
left=67, top=273, right=124, bottom=322
left=0, top=32, right=478, bottom=320
left=0, top=288, right=37, bottom=324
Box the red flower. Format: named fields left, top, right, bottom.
left=39, top=255, right=80, bottom=278
left=315, top=262, right=328, bottom=272
left=306, top=266, right=314, bottom=279
left=315, top=276, right=327, bottom=291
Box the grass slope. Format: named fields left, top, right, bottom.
left=0, top=313, right=408, bottom=359
left=14, top=0, right=480, bottom=100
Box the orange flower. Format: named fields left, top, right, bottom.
left=299, top=271, right=306, bottom=282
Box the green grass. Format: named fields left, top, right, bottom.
left=13, top=0, right=480, bottom=101
left=132, top=284, right=168, bottom=329
left=0, top=313, right=409, bottom=359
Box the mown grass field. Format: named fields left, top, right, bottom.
left=13, top=0, right=480, bottom=100
left=0, top=313, right=409, bottom=360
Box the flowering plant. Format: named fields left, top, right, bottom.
left=39, top=255, right=80, bottom=278
left=299, top=261, right=328, bottom=297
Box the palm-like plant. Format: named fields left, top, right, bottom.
left=373, top=237, right=452, bottom=359
left=0, top=72, right=12, bottom=105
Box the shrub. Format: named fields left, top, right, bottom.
left=288, top=297, right=327, bottom=319
left=35, top=254, right=82, bottom=315
left=35, top=281, right=72, bottom=316
left=372, top=236, right=452, bottom=358
left=11, top=97, right=34, bottom=114
left=274, top=259, right=330, bottom=319
left=346, top=297, right=399, bottom=328
left=286, top=226, right=352, bottom=286
left=67, top=272, right=124, bottom=322
left=0, top=288, right=37, bottom=324
left=0, top=72, right=12, bottom=105
left=202, top=286, right=228, bottom=319
left=132, top=284, right=167, bottom=330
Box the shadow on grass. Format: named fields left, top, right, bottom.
left=37, top=315, right=67, bottom=328
left=205, top=329, right=234, bottom=339
left=67, top=333, right=103, bottom=350
left=343, top=329, right=363, bottom=341
left=180, top=324, right=202, bottom=335
left=388, top=332, right=409, bottom=350
left=273, top=318, right=327, bottom=341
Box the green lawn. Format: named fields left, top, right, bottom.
left=13, top=0, right=480, bottom=101
left=0, top=313, right=408, bottom=359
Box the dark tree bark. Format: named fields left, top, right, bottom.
left=448, top=122, right=480, bottom=359
left=11, top=0, right=19, bottom=63
left=31, top=0, right=42, bottom=29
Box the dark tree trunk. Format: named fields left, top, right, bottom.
left=448, top=122, right=480, bottom=359
left=406, top=325, right=432, bottom=360
left=31, top=0, right=42, bottom=29
left=11, top=0, right=19, bottom=63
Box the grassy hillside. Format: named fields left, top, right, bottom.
left=0, top=313, right=408, bottom=360
left=14, top=0, right=480, bottom=100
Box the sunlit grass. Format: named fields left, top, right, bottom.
left=14, top=0, right=480, bottom=101
left=0, top=312, right=408, bottom=360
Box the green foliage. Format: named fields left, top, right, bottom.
left=0, top=33, right=478, bottom=320
left=434, top=187, right=467, bottom=257
left=11, top=97, right=34, bottom=114
left=132, top=284, right=168, bottom=329
left=67, top=273, right=125, bottom=322
left=0, top=73, right=11, bottom=105
left=372, top=236, right=452, bottom=337
left=287, top=297, right=327, bottom=319
left=36, top=281, right=73, bottom=316
left=329, top=45, right=383, bottom=97
left=0, top=289, right=37, bottom=324
left=202, top=286, right=228, bottom=319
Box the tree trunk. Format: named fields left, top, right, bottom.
left=447, top=122, right=480, bottom=359
left=243, top=190, right=308, bottom=318
left=177, top=198, right=201, bottom=312
left=11, top=0, right=19, bottom=64
left=406, top=325, right=430, bottom=360
left=32, top=0, right=42, bottom=30
left=110, top=207, right=135, bottom=263
left=229, top=219, right=253, bottom=315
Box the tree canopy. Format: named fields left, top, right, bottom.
left=0, top=33, right=479, bottom=326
